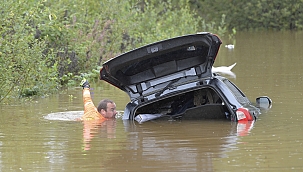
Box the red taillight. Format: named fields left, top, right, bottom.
left=236, top=108, right=253, bottom=122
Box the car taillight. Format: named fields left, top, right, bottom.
left=236, top=108, right=253, bottom=122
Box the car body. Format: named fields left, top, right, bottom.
left=100, top=32, right=272, bottom=123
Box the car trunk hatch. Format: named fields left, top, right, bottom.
left=100, top=33, right=222, bottom=101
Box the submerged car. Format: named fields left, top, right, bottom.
left=100, top=32, right=272, bottom=123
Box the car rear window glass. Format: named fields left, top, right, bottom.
left=223, top=79, right=250, bottom=104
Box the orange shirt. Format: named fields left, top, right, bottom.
left=80, top=88, right=105, bottom=121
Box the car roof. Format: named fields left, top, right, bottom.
left=100, top=32, right=222, bottom=100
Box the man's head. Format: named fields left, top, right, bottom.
left=97, top=99, right=117, bottom=118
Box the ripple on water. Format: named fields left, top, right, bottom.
left=43, top=110, right=124, bottom=121
left=44, top=111, right=83, bottom=121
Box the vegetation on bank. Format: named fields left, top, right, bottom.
left=0, top=0, right=226, bottom=102
left=190, top=0, right=303, bottom=31
left=1, top=0, right=302, bottom=102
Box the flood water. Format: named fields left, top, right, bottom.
left=1, top=31, right=303, bottom=171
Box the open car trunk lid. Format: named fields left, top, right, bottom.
left=100, top=32, right=222, bottom=100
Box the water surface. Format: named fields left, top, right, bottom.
left=1, top=31, right=303, bottom=171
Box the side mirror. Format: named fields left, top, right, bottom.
left=256, top=96, right=272, bottom=109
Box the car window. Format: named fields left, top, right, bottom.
left=223, top=79, right=250, bottom=104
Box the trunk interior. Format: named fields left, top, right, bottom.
left=134, top=87, right=231, bottom=120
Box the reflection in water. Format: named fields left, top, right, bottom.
left=237, top=121, right=255, bottom=136
left=43, top=111, right=254, bottom=171
left=82, top=119, right=117, bottom=151
left=44, top=111, right=118, bottom=151
left=115, top=120, right=254, bottom=171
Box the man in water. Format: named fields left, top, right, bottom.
left=79, top=78, right=117, bottom=150
left=79, top=78, right=117, bottom=121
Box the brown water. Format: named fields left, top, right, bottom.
left=1, top=31, right=303, bottom=171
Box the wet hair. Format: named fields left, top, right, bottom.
left=97, top=99, right=114, bottom=112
